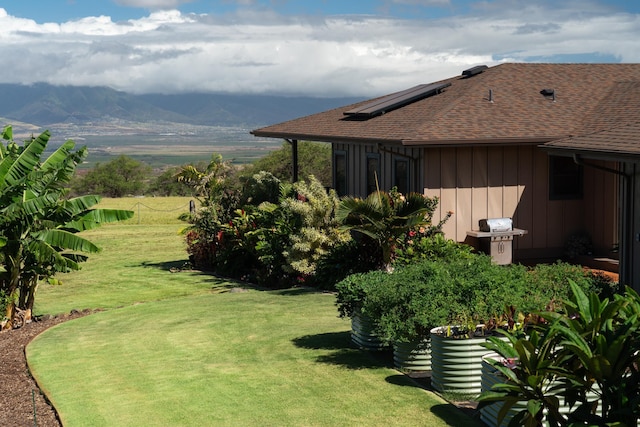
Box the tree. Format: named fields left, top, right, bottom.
left=0, top=126, right=133, bottom=329
left=240, top=141, right=331, bottom=186
left=72, top=155, right=151, bottom=197
left=147, top=166, right=193, bottom=196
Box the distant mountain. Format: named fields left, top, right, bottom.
left=0, top=83, right=362, bottom=128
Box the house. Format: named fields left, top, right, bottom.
left=251, top=63, right=640, bottom=290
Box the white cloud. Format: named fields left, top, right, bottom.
left=0, top=4, right=638, bottom=97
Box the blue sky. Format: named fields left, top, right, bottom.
left=0, top=0, right=638, bottom=96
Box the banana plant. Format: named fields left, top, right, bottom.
left=0, top=126, right=133, bottom=329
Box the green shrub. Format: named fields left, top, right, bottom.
left=282, top=176, right=349, bottom=278
left=314, top=238, right=381, bottom=290
left=523, top=261, right=613, bottom=313
left=359, top=253, right=529, bottom=342
left=335, top=270, right=388, bottom=319
left=393, top=229, right=467, bottom=266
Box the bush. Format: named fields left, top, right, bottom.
left=335, top=270, right=388, bottom=319
left=342, top=255, right=617, bottom=343
left=523, top=261, right=616, bottom=313
left=394, top=233, right=474, bottom=266
left=355, top=252, right=529, bottom=343
left=314, top=238, right=381, bottom=290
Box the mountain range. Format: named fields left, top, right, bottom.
left=0, top=83, right=363, bottom=129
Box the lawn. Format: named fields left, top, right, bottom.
left=27, top=197, right=480, bottom=426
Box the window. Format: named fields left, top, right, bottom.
left=549, top=155, right=583, bottom=200
left=366, top=153, right=380, bottom=195
left=333, top=150, right=347, bottom=196
left=394, top=158, right=409, bottom=194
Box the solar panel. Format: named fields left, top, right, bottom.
left=343, top=82, right=451, bottom=119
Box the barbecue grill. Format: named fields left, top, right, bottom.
left=466, top=218, right=527, bottom=265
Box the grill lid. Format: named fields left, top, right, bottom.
left=479, top=218, right=513, bottom=232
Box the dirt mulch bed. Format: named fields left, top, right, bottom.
left=0, top=310, right=91, bottom=427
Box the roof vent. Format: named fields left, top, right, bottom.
left=540, top=88, right=556, bottom=101
left=343, top=82, right=451, bottom=119
left=462, top=65, right=488, bottom=78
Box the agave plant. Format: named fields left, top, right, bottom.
left=336, top=188, right=438, bottom=272
left=0, top=126, right=133, bottom=329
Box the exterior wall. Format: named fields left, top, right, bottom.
left=422, top=145, right=618, bottom=262
left=333, top=142, right=619, bottom=264
left=333, top=142, right=423, bottom=196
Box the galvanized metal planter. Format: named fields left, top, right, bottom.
left=430, top=326, right=499, bottom=395
left=350, top=314, right=388, bottom=351
left=393, top=338, right=431, bottom=372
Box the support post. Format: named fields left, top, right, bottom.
left=286, top=139, right=299, bottom=183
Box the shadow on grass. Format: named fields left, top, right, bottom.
left=139, top=259, right=192, bottom=271
left=385, top=373, right=429, bottom=389
left=292, top=331, right=352, bottom=350
left=293, top=331, right=393, bottom=370
left=430, top=403, right=484, bottom=426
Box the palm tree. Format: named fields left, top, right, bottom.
left=0, top=127, right=133, bottom=329
left=336, top=189, right=439, bottom=272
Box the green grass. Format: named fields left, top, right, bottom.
left=27, top=198, right=480, bottom=426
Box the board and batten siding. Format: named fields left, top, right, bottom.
left=334, top=142, right=618, bottom=262
left=334, top=143, right=423, bottom=197
left=423, top=145, right=618, bottom=261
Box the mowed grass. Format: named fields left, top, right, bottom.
left=27, top=197, right=479, bottom=426
left=35, top=197, right=220, bottom=315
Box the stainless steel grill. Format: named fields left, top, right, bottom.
left=467, top=218, right=527, bottom=265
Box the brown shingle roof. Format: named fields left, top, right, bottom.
left=544, top=121, right=640, bottom=160
left=252, top=63, right=640, bottom=147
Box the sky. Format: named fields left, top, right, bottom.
left=0, top=0, right=638, bottom=97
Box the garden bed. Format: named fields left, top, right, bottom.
left=0, top=311, right=91, bottom=427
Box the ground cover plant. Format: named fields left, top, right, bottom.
left=26, top=198, right=480, bottom=426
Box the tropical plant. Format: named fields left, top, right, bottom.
left=479, top=281, right=640, bottom=427
left=0, top=126, right=133, bottom=329
left=176, top=153, right=232, bottom=207
left=336, top=188, right=439, bottom=272
left=479, top=328, right=568, bottom=427
left=281, top=175, right=350, bottom=278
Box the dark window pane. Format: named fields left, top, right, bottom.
left=549, top=156, right=583, bottom=200
left=394, top=159, right=409, bottom=194
left=334, top=151, right=347, bottom=196
left=367, top=154, right=380, bottom=195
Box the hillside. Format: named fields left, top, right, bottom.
left=0, top=83, right=362, bottom=129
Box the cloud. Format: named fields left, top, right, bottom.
left=0, top=3, right=638, bottom=97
